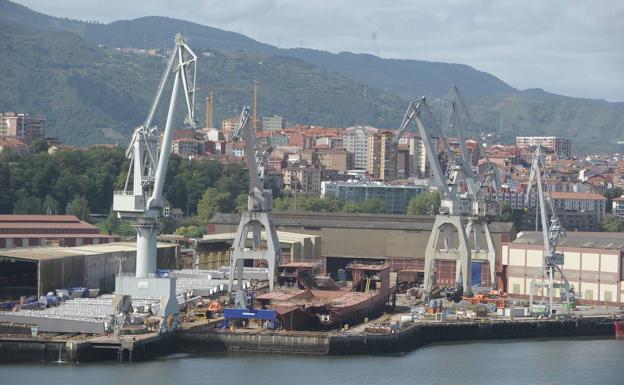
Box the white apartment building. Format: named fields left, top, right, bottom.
left=343, top=126, right=377, bottom=170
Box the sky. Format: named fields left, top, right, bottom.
left=13, top=0, right=624, bottom=102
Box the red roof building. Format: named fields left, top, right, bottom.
left=0, top=215, right=118, bottom=249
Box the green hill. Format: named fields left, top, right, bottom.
left=0, top=21, right=405, bottom=145
left=1, top=0, right=624, bottom=153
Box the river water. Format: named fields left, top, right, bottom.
left=1, top=338, right=623, bottom=385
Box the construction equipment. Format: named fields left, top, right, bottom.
left=222, top=288, right=277, bottom=330
left=526, top=146, right=576, bottom=316
left=444, top=85, right=499, bottom=290
left=112, top=34, right=198, bottom=332
left=228, top=106, right=281, bottom=296
left=396, top=98, right=473, bottom=301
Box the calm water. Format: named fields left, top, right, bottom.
left=1, top=338, right=623, bottom=385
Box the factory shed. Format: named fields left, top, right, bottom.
left=0, top=242, right=178, bottom=298
left=210, top=212, right=516, bottom=282
left=196, top=231, right=320, bottom=269
left=502, top=232, right=624, bottom=304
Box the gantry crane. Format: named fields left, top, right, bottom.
left=112, top=34, right=197, bottom=332
left=228, top=106, right=281, bottom=299
left=526, top=146, right=575, bottom=316
left=444, top=85, right=499, bottom=290
left=396, top=97, right=473, bottom=300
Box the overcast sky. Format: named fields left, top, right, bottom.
left=14, top=0, right=624, bottom=102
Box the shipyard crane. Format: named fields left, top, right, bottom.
left=526, top=146, right=575, bottom=316
left=112, top=34, right=197, bottom=332
left=228, top=106, right=281, bottom=298
left=396, top=98, right=473, bottom=301
left=443, top=85, right=500, bottom=290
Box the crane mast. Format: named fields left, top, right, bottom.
left=526, top=146, right=575, bottom=315
left=112, top=34, right=197, bottom=332
left=228, top=106, right=281, bottom=297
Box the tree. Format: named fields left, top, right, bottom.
left=600, top=214, right=624, bottom=232
left=273, top=196, right=294, bottom=212
left=30, top=138, right=49, bottom=153
left=407, top=191, right=441, bottom=215
left=604, top=187, right=624, bottom=213
left=13, top=196, right=42, bottom=214
left=496, top=201, right=524, bottom=230
left=65, top=194, right=90, bottom=221
left=342, top=198, right=385, bottom=214
left=175, top=225, right=203, bottom=238
left=42, top=195, right=60, bottom=215
left=236, top=193, right=248, bottom=213
left=197, top=188, right=231, bottom=225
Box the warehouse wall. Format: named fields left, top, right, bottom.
left=502, top=243, right=623, bottom=304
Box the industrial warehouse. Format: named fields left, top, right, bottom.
left=0, top=33, right=622, bottom=363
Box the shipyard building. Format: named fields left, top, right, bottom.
left=0, top=242, right=178, bottom=298
left=209, top=212, right=516, bottom=287
left=502, top=232, right=624, bottom=304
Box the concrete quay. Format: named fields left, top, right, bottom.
left=1, top=315, right=619, bottom=361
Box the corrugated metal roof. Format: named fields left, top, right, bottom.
left=0, top=242, right=176, bottom=261
left=210, top=212, right=515, bottom=233
left=512, top=231, right=624, bottom=250
left=0, top=215, right=82, bottom=222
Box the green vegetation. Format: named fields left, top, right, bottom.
left=0, top=146, right=249, bottom=220
left=604, top=187, right=624, bottom=213
left=65, top=194, right=91, bottom=221
left=600, top=214, right=624, bottom=232
left=273, top=195, right=385, bottom=214
left=406, top=191, right=440, bottom=215
left=0, top=146, right=127, bottom=215
left=495, top=202, right=524, bottom=230
left=175, top=225, right=203, bottom=238
left=0, top=18, right=405, bottom=147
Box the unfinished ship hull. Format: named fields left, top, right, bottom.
left=257, top=262, right=393, bottom=331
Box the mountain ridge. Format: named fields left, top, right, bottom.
left=1, top=0, right=623, bottom=153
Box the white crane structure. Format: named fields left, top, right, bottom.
left=228, top=106, right=281, bottom=296
left=395, top=97, right=473, bottom=299
left=395, top=87, right=501, bottom=301
left=526, top=146, right=576, bottom=316
left=112, top=34, right=197, bottom=331
left=444, top=85, right=499, bottom=291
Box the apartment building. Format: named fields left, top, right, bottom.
left=516, top=136, right=572, bottom=159
left=283, top=166, right=322, bottom=195
left=321, top=181, right=428, bottom=214
left=0, top=112, right=45, bottom=144
left=262, top=115, right=285, bottom=131
left=343, top=125, right=377, bottom=170
left=367, top=130, right=396, bottom=181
